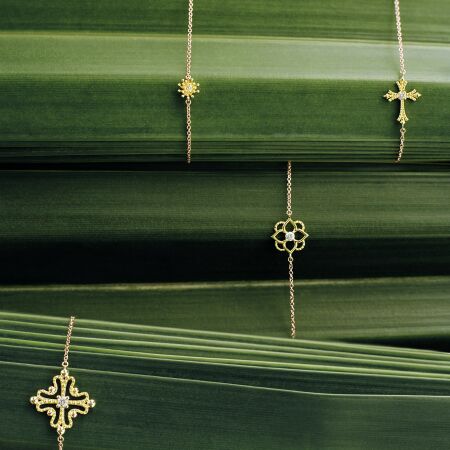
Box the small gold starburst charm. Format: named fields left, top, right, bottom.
left=178, top=78, right=200, bottom=98
left=272, top=218, right=309, bottom=254
left=30, top=369, right=95, bottom=436
left=384, top=78, right=421, bottom=126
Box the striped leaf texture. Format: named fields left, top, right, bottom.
left=1, top=1, right=450, bottom=449
left=0, top=0, right=448, bottom=161
left=2, top=313, right=450, bottom=449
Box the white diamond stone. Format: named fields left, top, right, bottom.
left=57, top=396, right=70, bottom=409
left=398, top=92, right=406, bottom=100
left=285, top=231, right=295, bottom=241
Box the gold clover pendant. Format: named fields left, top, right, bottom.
left=272, top=218, right=309, bottom=254
left=30, top=368, right=95, bottom=436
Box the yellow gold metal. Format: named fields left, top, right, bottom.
left=272, top=218, right=308, bottom=254
left=29, top=317, right=95, bottom=449
left=179, top=0, right=199, bottom=164
left=384, top=78, right=421, bottom=126
left=272, top=162, right=308, bottom=339
left=386, top=0, right=422, bottom=162
left=30, top=370, right=95, bottom=432
left=178, top=78, right=200, bottom=99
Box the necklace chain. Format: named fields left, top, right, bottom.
left=58, top=433, right=64, bottom=450
left=186, top=98, right=192, bottom=163
left=393, top=0, right=415, bottom=163
left=185, top=0, right=194, bottom=163
left=61, top=316, right=75, bottom=370
left=286, top=161, right=292, bottom=218
left=397, top=126, right=406, bottom=162
left=286, top=161, right=295, bottom=338
left=185, top=0, right=193, bottom=80
left=288, top=255, right=296, bottom=338
left=394, top=0, right=406, bottom=78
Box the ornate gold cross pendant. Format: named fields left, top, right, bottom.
left=30, top=368, right=95, bottom=437
left=384, top=78, right=421, bottom=125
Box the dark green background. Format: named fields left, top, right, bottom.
left=1, top=1, right=450, bottom=449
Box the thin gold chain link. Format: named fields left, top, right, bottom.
left=186, top=98, right=192, bottom=163
left=185, top=0, right=194, bottom=163
left=286, top=161, right=295, bottom=338
left=396, top=126, right=406, bottom=162
left=57, top=433, right=64, bottom=450
left=286, top=161, right=292, bottom=218
left=394, top=0, right=406, bottom=79
left=185, top=0, right=193, bottom=80
left=288, top=255, right=296, bottom=339
left=394, top=0, right=406, bottom=162
left=61, top=316, right=75, bottom=369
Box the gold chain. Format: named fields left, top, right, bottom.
left=186, top=98, right=192, bottom=163
left=288, top=255, right=296, bottom=338
left=185, top=0, right=194, bottom=163
left=394, top=0, right=407, bottom=162
left=185, top=0, right=193, bottom=80
left=394, top=0, right=406, bottom=79
left=286, top=161, right=295, bottom=338
left=178, top=0, right=199, bottom=163
left=397, top=126, right=406, bottom=162
left=61, top=316, right=75, bottom=370
left=286, top=160, right=292, bottom=218
left=57, top=433, right=64, bottom=450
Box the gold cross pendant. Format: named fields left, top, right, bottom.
left=30, top=369, right=96, bottom=437
left=29, top=317, right=95, bottom=449
left=384, top=78, right=421, bottom=126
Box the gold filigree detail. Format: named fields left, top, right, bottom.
left=178, top=78, right=200, bottom=98
left=272, top=218, right=309, bottom=254
left=30, top=369, right=95, bottom=434
left=384, top=78, right=421, bottom=126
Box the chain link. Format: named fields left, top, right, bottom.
left=394, top=0, right=406, bottom=79
left=186, top=98, right=192, bottom=163
left=288, top=255, right=296, bottom=339
left=57, top=432, right=64, bottom=450
left=185, top=0, right=193, bottom=80
left=61, top=316, right=75, bottom=369
left=394, top=0, right=407, bottom=162
left=287, top=161, right=296, bottom=338
left=286, top=161, right=292, bottom=218
left=184, top=0, right=194, bottom=163
left=396, top=126, right=406, bottom=162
